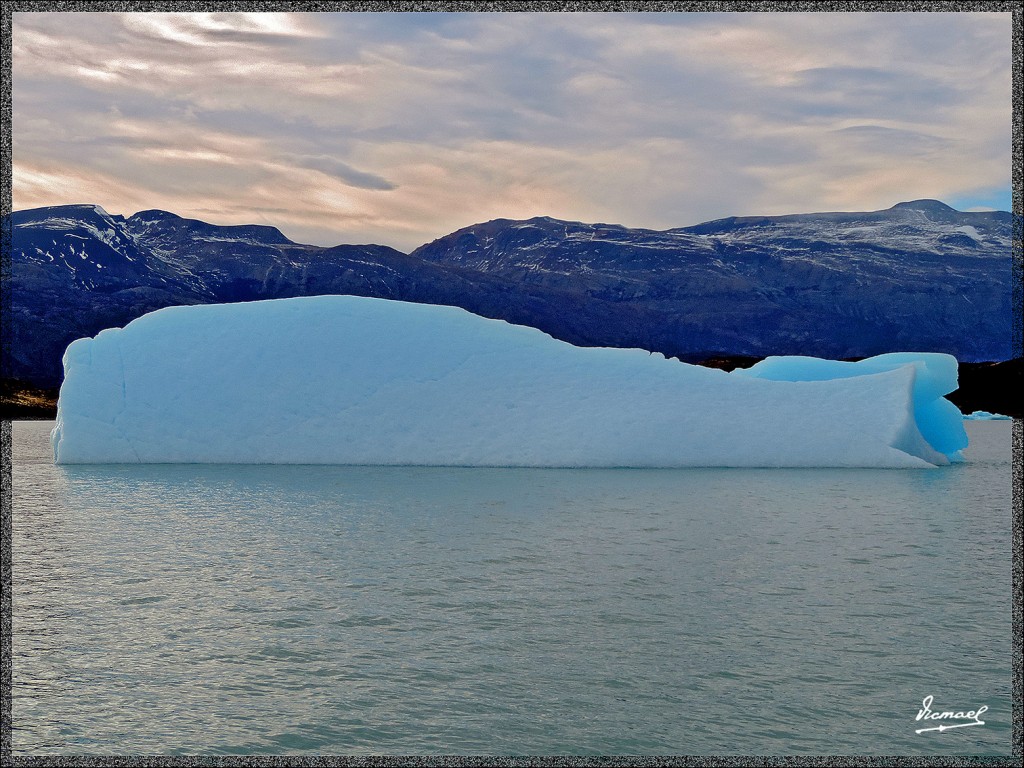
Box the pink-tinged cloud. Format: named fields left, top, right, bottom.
left=12, top=11, right=1012, bottom=251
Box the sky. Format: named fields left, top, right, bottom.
left=11, top=11, right=1013, bottom=252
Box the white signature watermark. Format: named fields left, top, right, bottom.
left=915, top=695, right=988, bottom=734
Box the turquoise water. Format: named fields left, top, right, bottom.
left=11, top=420, right=1014, bottom=755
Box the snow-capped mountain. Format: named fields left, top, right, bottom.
left=4, top=200, right=1014, bottom=387
left=413, top=199, right=1012, bottom=363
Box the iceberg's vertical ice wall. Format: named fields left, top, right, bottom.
left=52, top=296, right=966, bottom=467
left=733, top=354, right=967, bottom=460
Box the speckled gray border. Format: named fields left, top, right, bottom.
left=0, top=0, right=1020, bottom=764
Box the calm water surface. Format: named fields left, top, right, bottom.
left=11, top=420, right=1014, bottom=755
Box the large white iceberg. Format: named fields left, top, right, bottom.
left=52, top=295, right=967, bottom=467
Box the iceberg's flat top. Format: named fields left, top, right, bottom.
left=53, top=295, right=967, bottom=467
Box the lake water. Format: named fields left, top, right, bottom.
left=10, top=419, right=1014, bottom=755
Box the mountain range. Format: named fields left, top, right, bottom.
left=3, top=199, right=1014, bottom=390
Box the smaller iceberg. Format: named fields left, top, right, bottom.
left=962, top=410, right=1011, bottom=420
left=52, top=296, right=968, bottom=467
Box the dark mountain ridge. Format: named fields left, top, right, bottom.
left=411, top=200, right=1012, bottom=363
left=3, top=200, right=1014, bottom=391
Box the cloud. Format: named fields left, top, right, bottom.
left=829, top=125, right=953, bottom=157
left=11, top=11, right=1012, bottom=250
left=120, top=12, right=325, bottom=47
left=286, top=155, right=397, bottom=191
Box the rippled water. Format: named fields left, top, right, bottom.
left=11, top=420, right=1013, bottom=755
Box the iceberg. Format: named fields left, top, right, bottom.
left=962, top=410, right=1011, bottom=420
left=52, top=295, right=967, bottom=467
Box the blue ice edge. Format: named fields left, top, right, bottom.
left=734, top=353, right=967, bottom=462
left=51, top=296, right=969, bottom=467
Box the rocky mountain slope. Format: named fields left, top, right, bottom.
left=3, top=200, right=1014, bottom=389
left=6, top=205, right=521, bottom=385
left=412, top=199, right=1013, bottom=364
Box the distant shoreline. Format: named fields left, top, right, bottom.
left=4, top=356, right=1018, bottom=421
